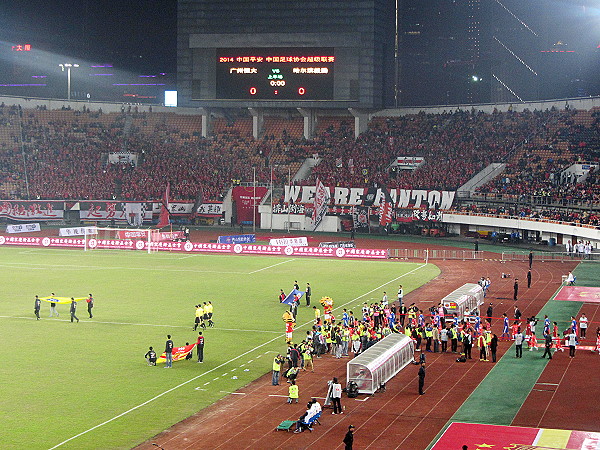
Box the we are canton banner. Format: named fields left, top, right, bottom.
left=217, top=234, right=256, bottom=244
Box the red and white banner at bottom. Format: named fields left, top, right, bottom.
left=0, top=235, right=389, bottom=259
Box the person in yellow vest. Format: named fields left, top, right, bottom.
left=477, top=333, right=488, bottom=361
left=288, top=380, right=299, bottom=403
left=205, top=301, right=214, bottom=327
left=424, top=324, right=434, bottom=352
left=325, top=328, right=333, bottom=354
left=313, top=306, right=321, bottom=326
left=272, top=354, right=285, bottom=385
left=193, top=304, right=205, bottom=331
left=341, top=326, right=350, bottom=356
left=485, top=329, right=493, bottom=356
left=351, top=329, right=361, bottom=355
left=302, top=346, right=314, bottom=372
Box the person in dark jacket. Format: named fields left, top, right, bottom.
left=69, top=298, right=79, bottom=323
left=541, top=333, right=553, bottom=359
left=418, top=363, right=426, bottom=395
left=343, top=425, right=355, bottom=449
left=486, top=303, right=493, bottom=324
left=490, top=334, right=498, bottom=362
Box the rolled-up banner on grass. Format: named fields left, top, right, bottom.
left=157, top=343, right=197, bottom=364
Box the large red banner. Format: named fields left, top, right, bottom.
left=157, top=343, right=196, bottom=364
left=432, top=422, right=600, bottom=450
left=232, top=186, right=268, bottom=224
left=554, top=286, right=600, bottom=304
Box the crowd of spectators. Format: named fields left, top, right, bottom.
left=455, top=203, right=599, bottom=227
left=307, top=109, right=562, bottom=190
left=479, top=108, right=600, bottom=202
left=0, top=104, right=598, bottom=210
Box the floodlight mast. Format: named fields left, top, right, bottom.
left=59, top=63, right=79, bottom=101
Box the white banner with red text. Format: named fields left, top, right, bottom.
left=0, top=235, right=389, bottom=259
left=0, top=201, right=64, bottom=221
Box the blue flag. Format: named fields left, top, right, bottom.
left=282, top=289, right=305, bottom=306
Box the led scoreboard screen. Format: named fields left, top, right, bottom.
left=216, top=48, right=334, bottom=100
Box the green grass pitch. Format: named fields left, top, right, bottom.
left=0, top=246, right=440, bottom=449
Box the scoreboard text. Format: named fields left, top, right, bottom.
left=215, top=48, right=334, bottom=100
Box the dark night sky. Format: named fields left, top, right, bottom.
left=1, top=1, right=599, bottom=102
left=1, top=0, right=177, bottom=73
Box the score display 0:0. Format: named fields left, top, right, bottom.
left=249, top=87, right=307, bottom=96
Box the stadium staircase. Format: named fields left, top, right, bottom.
left=294, top=156, right=320, bottom=182
left=456, top=163, right=506, bottom=198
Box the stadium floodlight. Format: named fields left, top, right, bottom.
left=59, top=63, right=80, bottom=100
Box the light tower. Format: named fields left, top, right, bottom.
left=59, top=63, right=79, bottom=100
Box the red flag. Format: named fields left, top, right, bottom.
left=157, top=343, right=196, bottom=364
left=379, top=198, right=392, bottom=226
left=156, top=183, right=170, bottom=228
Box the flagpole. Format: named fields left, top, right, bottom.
left=270, top=165, right=273, bottom=232
left=287, top=167, right=291, bottom=234
left=253, top=166, right=256, bottom=233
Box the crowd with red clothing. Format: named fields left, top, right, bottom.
left=0, top=104, right=598, bottom=211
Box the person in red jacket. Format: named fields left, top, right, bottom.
left=86, top=293, right=94, bottom=318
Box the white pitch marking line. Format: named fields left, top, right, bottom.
left=247, top=359, right=254, bottom=363
left=0, top=261, right=247, bottom=275
left=268, top=394, right=289, bottom=398
left=354, top=397, right=370, bottom=402
left=203, top=382, right=210, bottom=386
left=248, top=259, right=295, bottom=274
left=536, top=382, right=559, bottom=386
left=213, top=377, right=219, bottom=381
left=194, top=388, right=207, bottom=391
left=220, top=391, right=245, bottom=395
left=49, top=267, right=429, bottom=448
left=0, top=316, right=280, bottom=334
left=49, top=333, right=285, bottom=449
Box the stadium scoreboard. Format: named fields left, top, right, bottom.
left=216, top=48, right=334, bottom=100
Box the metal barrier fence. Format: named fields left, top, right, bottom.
left=500, top=251, right=599, bottom=263
left=389, top=249, right=483, bottom=261
left=388, top=249, right=599, bottom=262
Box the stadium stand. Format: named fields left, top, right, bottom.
left=0, top=104, right=598, bottom=226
